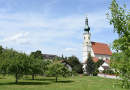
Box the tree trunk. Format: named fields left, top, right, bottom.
left=15, top=74, right=18, bottom=83
left=32, top=74, right=34, bottom=80
left=56, top=77, right=57, bottom=82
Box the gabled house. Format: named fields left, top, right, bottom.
left=42, top=54, right=58, bottom=61
left=98, top=60, right=111, bottom=73
left=58, top=60, right=74, bottom=72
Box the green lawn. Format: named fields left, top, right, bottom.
left=0, top=75, right=127, bottom=90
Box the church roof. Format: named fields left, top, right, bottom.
left=83, top=57, right=99, bottom=63
left=93, top=57, right=99, bottom=62
left=91, top=42, right=112, bottom=55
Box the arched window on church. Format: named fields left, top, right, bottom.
left=84, top=37, right=85, bottom=40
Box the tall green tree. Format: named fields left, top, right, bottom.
left=86, top=53, right=95, bottom=75
left=4, top=49, right=26, bottom=83
left=0, top=45, right=4, bottom=54
left=28, top=54, right=44, bottom=80
left=46, top=62, right=70, bottom=82
left=106, top=0, right=130, bottom=88
left=67, top=55, right=83, bottom=74
left=31, top=50, right=43, bottom=60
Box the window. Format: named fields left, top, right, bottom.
left=88, top=37, right=90, bottom=40
left=84, top=37, right=85, bottom=40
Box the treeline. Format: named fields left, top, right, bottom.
left=53, top=54, right=83, bottom=74
left=0, top=46, right=83, bottom=83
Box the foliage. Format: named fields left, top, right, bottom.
left=92, top=72, right=98, bottom=76
left=27, top=54, right=45, bottom=80
left=106, top=0, right=130, bottom=88
left=72, top=71, right=78, bottom=76
left=31, top=50, right=43, bottom=60
left=45, top=62, right=70, bottom=82
left=102, top=70, right=106, bottom=73
left=83, top=73, right=88, bottom=76
left=94, top=59, right=103, bottom=68
left=108, top=70, right=115, bottom=74
left=0, top=45, right=4, bottom=54
left=86, top=52, right=96, bottom=75
left=67, top=55, right=83, bottom=74
left=96, top=69, right=99, bottom=73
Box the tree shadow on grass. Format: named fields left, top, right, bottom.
left=0, top=82, right=50, bottom=85
left=0, top=78, right=5, bottom=79
left=25, top=79, right=74, bottom=83
left=25, top=78, right=56, bottom=81
left=52, top=80, right=74, bottom=83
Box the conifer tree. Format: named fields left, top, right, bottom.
left=86, top=52, right=95, bottom=75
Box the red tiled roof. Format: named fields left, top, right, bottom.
left=91, top=42, right=112, bottom=55
left=93, top=57, right=99, bottom=62
left=105, top=60, right=110, bottom=64
left=83, top=57, right=99, bottom=63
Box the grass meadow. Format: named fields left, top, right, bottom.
left=0, top=74, right=128, bottom=90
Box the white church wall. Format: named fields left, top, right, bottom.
left=94, top=54, right=111, bottom=60
left=91, top=48, right=95, bottom=57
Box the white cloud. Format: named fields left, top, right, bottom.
left=17, top=38, right=30, bottom=44
left=2, top=32, right=29, bottom=44
left=65, top=47, right=78, bottom=51
left=24, top=32, right=29, bottom=36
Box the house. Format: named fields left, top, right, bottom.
left=58, top=60, right=74, bottom=72
left=82, top=14, right=112, bottom=73
left=42, top=54, right=74, bottom=72
left=42, top=54, right=58, bottom=61
left=98, top=60, right=111, bottom=73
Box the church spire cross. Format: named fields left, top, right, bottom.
left=84, top=13, right=90, bottom=33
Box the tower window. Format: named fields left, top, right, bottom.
left=84, top=37, right=85, bottom=40
left=88, top=37, right=90, bottom=40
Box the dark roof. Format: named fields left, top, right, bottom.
left=58, top=60, right=74, bottom=67
left=102, top=66, right=110, bottom=69
left=42, top=54, right=58, bottom=59
left=91, top=42, right=112, bottom=55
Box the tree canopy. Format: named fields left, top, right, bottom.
left=67, top=55, right=83, bottom=74
left=106, top=0, right=130, bottom=88
left=45, top=62, right=70, bottom=82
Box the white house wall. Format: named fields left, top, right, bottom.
left=98, top=66, right=104, bottom=73
left=102, top=62, right=109, bottom=66
left=61, top=62, right=72, bottom=72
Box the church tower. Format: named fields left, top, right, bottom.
left=83, top=13, right=92, bottom=63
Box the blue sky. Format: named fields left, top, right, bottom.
left=0, top=0, right=130, bottom=63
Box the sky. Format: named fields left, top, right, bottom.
left=0, top=0, right=130, bottom=63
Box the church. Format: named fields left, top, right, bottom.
left=82, top=14, right=112, bottom=73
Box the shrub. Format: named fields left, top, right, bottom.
left=83, top=73, right=88, bottom=76
left=92, top=72, right=98, bottom=76
left=96, top=69, right=99, bottom=72
left=108, top=70, right=115, bottom=74
left=72, top=71, right=78, bottom=76
left=105, top=71, right=109, bottom=74
left=102, top=70, right=106, bottom=73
